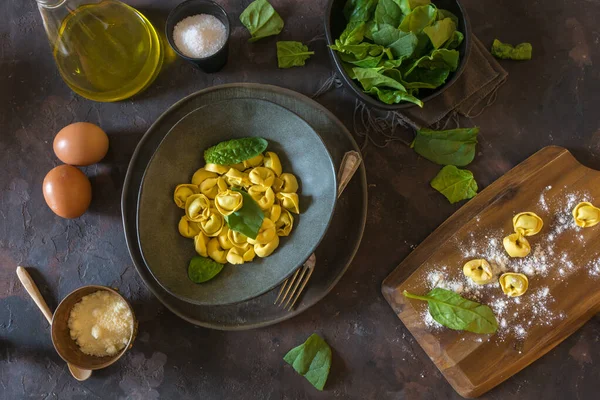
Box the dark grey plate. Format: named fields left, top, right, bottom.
left=122, top=83, right=367, bottom=330
left=137, top=99, right=337, bottom=305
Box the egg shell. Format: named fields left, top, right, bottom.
left=43, top=165, right=92, bottom=219
left=53, top=122, right=109, bottom=166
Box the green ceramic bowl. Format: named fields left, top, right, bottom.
left=137, top=98, right=337, bottom=305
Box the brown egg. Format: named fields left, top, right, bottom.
left=53, top=122, right=109, bottom=166
left=43, top=165, right=92, bottom=219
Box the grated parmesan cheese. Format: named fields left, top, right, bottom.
left=68, top=290, right=133, bottom=357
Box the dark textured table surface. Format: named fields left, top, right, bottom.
left=1, top=0, right=599, bottom=399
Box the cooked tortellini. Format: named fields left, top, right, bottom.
left=174, top=184, right=198, bottom=209
left=503, top=232, right=531, bottom=258
left=174, top=148, right=301, bottom=266
left=263, top=152, right=282, bottom=176
left=572, top=202, right=600, bottom=228
left=462, top=259, right=494, bottom=285
left=499, top=273, right=529, bottom=297
left=512, top=212, right=543, bottom=236
left=277, top=192, right=300, bottom=214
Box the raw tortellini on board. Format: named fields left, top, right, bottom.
left=499, top=273, right=529, bottom=297
left=173, top=150, right=300, bottom=266
left=503, top=211, right=543, bottom=258
left=462, top=259, right=494, bottom=285
left=572, top=202, right=600, bottom=228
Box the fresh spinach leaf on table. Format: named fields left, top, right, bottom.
left=404, top=288, right=498, bottom=334
left=224, top=188, right=264, bottom=239
left=188, top=256, right=224, bottom=283
left=284, top=334, right=332, bottom=391
left=239, top=0, right=284, bottom=42
left=430, top=165, right=478, bottom=204
left=204, top=137, right=268, bottom=165
left=491, top=39, right=532, bottom=60
left=276, top=41, right=314, bottom=68
left=412, top=127, right=479, bottom=166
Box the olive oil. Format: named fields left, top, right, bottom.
left=53, top=0, right=162, bottom=102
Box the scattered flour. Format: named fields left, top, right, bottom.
left=414, top=190, right=598, bottom=343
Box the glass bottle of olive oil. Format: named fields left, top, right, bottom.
left=36, top=0, right=163, bottom=102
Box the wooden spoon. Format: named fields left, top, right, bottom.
left=16, top=266, right=92, bottom=381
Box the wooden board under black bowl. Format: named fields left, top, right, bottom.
left=122, top=83, right=368, bottom=330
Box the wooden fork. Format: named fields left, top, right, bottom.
left=274, top=151, right=362, bottom=311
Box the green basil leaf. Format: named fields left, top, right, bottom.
left=399, top=4, right=437, bottom=33
left=430, top=165, right=478, bottom=204
left=374, top=0, right=402, bottom=27
left=204, top=137, right=268, bottom=165
left=423, top=18, right=456, bottom=49
left=491, top=39, right=532, bottom=60
left=364, top=87, right=423, bottom=107
left=396, top=0, right=431, bottom=15
left=402, top=67, right=450, bottom=89
left=404, top=48, right=459, bottom=76
left=188, top=256, right=224, bottom=283
left=404, top=288, right=498, bottom=334
left=276, top=41, right=314, bottom=68
left=412, top=127, right=479, bottom=166
left=224, top=188, right=264, bottom=239
left=283, top=334, right=332, bottom=391
left=353, top=67, right=406, bottom=91
left=239, top=0, right=284, bottom=42
left=436, top=8, right=459, bottom=26
left=442, top=30, right=464, bottom=50
left=343, top=0, right=378, bottom=22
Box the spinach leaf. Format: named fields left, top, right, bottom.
left=412, top=127, right=479, bottom=166
left=402, top=67, right=450, bottom=89
left=283, top=334, right=332, bottom=391
left=353, top=67, right=407, bottom=91
left=372, top=23, right=402, bottom=46
left=399, top=4, right=437, bottom=33
left=423, top=18, right=456, bottom=49
left=491, top=39, right=532, bottom=60
left=239, top=0, right=284, bottom=42
left=188, top=256, right=224, bottom=283
left=397, top=0, right=431, bottom=15
left=330, top=42, right=384, bottom=59
left=388, top=31, right=418, bottom=58
left=404, top=288, right=498, bottom=334
left=224, top=188, right=264, bottom=239
left=430, top=165, right=478, bottom=204
left=276, top=41, right=314, bottom=68
left=339, top=21, right=366, bottom=45
left=365, top=87, right=423, bottom=107
left=404, top=48, right=459, bottom=75
left=442, top=30, right=464, bottom=50
left=341, top=61, right=357, bottom=79
left=340, top=52, right=383, bottom=68
left=204, top=137, right=268, bottom=165
left=374, top=0, right=403, bottom=27
left=436, top=9, right=458, bottom=26
left=343, top=0, right=378, bottom=22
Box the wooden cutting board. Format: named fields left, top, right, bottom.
left=382, top=146, right=600, bottom=398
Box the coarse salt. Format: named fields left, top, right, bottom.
left=173, top=14, right=227, bottom=59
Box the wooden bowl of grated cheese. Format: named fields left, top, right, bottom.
left=51, top=285, right=138, bottom=370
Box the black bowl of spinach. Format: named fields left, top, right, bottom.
left=325, top=0, right=471, bottom=110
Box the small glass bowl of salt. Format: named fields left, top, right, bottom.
left=166, top=0, right=230, bottom=73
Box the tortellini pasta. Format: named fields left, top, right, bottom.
left=503, top=232, right=531, bottom=258
left=174, top=184, right=198, bottom=209
left=572, top=202, right=600, bottom=228
left=174, top=149, right=301, bottom=266
left=277, top=192, right=300, bottom=214
left=512, top=212, right=543, bottom=236
left=249, top=167, right=275, bottom=187
left=263, top=152, right=282, bottom=176
left=462, top=259, right=494, bottom=285
left=499, top=273, right=528, bottom=297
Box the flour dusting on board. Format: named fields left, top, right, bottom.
left=415, top=190, right=599, bottom=342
